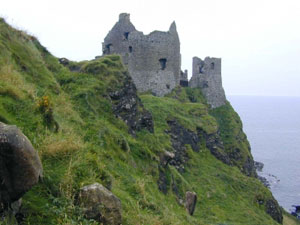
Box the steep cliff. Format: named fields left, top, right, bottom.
left=0, top=18, right=284, bottom=224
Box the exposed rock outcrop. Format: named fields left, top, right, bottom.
left=158, top=120, right=200, bottom=194
left=197, top=128, right=231, bottom=165
left=58, top=57, right=69, bottom=66
left=254, top=161, right=264, bottom=172
left=185, top=191, right=197, bottom=216
left=265, top=199, right=283, bottom=224
left=79, top=183, right=122, bottom=225
left=159, top=120, right=230, bottom=195
left=109, top=74, right=154, bottom=135
left=258, top=176, right=270, bottom=188
left=0, top=122, right=43, bottom=210
left=158, top=151, right=176, bottom=194
left=160, top=151, right=175, bottom=168
left=157, top=166, right=169, bottom=194
left=166, top=120, right=200, bottom=172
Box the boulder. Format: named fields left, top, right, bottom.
left=185, top=191, right=197, bottom=216
left=58, top=57, right=69, bottom=66
left=0, top=122, right=43, bottom=209
left=79, top=183, right=122, bottom=225
left=254, top=161, right=264, bottom=172
left=160, top=151, right=175, bottom=167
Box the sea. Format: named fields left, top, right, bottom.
left=228, top=96, right=300, bottom=212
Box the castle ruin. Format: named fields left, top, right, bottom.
left=102, top=13, right=226, bottom=108
left=103, top=13, right=181, bottom=96
left=189, top=57, right=226, bottom=108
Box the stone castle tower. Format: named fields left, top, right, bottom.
left=103, top=13, right=181, bottom=96
left=189, top=57, right=226, bottom=108
left=102, top=13, right=226, bottom=108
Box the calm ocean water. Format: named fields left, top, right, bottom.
left=228, top=96, right=300, bottom=212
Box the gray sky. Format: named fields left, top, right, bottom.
left=1, top=0, right=300, bottom=96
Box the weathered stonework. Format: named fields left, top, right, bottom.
left=180, top=70, right=188, bottom=87
left=189, top=57, right=226, bottom=108
left=102, top=13, right=227, bottom=107
left=103, top=13, right=181, bottom=96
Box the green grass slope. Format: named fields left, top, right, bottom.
left=0, top=18, right=283, bottom=224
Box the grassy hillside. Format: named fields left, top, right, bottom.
left=0, top=18, right=289, bottom=224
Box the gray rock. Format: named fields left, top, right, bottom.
left=258, top=175, right=270, bottom=188
left=166, top=120, right=200, bottom=173
left=265, top=199, right=283, bottom=224
left=58, top=57, right=69, bottom=66
left=0, top=122, right=43, bottom=209
left=185, top=191, right=197, bottom=216
left=160, top=151, right=175, bottom=167
left=109, top=74, right=153, bottom=135
left=157, top=166, right=168, bottom=194
left=197, top=127, right=231, bottom=166
left=79, top=183, right=122, bottom=225
left=254, top=161, right=264, bottom=172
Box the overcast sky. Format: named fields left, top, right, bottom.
left=1, top=0, right=300, bottom=96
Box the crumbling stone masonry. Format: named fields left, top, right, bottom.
left=102, top=13, right=181, bottom=96
left=180, top=70, right=188, bottom=87
left=102, top=13, right=226, bottom=108
left=189, top=57, right=226, bottom=108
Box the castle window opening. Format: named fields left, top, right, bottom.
left=166, top=84, right=170, bottom=89
left=199, top=65, right=204, bottom=73
left=106, top=44, right=112, bottom=54
left=210, top=62, right=215, bottom=70
left=124, top=32, right=130, bottom=40
left=129, top=46, right=133, bottom=53
left=159, top=58, right=167, bottom=70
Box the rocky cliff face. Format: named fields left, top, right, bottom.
left=108, top=73, right=154, bottom=135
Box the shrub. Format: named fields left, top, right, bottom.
left=37, top=96, right=59, bottom=132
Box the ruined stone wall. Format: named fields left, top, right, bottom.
left=189, top=57, right=226, bottom=108
left=103, top=13, right=181, bottom=96
left=180, top=70, right=188, bottom=87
